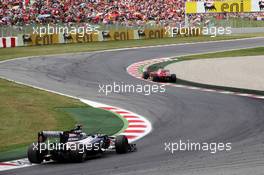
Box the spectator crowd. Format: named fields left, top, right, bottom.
left=0, top=0, right=263, bottom=26
left=0, top=0, right=185, bottom=26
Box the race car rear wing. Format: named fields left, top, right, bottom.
left=38, top=131, right=63, bottom=142
left=41, top=131, right=63, bottom=137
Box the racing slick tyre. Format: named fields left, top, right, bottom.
left=27, top=143, right=44, bottom=164
left=151, top=75, right=159, bottom=82
left=115, top=135, right=129, bottom=154
left=170, top=74, right=177, bottom=82
left=69, top=145, right=86, bottom=163
left=143, top=71, right=149, bottom=79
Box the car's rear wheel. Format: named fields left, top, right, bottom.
left=151, top=75, right=158, bottom=82
left=70, top=150, right=86, bottom=163
left=51, top=152, right=66, bottom=162
left=142, top=71, right=149, bottom=79
left=27, top=143, right=43, bottom=164
left=115, top=135, right=129, bottom=154
left=70, top=144, right=86, bottom=163
left=170, top=74, right=177, bottom=82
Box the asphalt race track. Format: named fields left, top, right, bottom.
left=1, top=38, right=264, bottom=175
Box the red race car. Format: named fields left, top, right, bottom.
left=142, top=69, right=177, bottom=82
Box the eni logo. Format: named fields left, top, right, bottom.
left=204, top=1, right=217, bottom=12
left=148, top=29, right=164, bottom=39
left=221, top=0, right=244, bottom=12
left=76, top=33, right=94, bottom=43
left=113, top=31, right=129, bottom=40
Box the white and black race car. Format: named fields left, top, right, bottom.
left=27, top=125, right=136, bottom=163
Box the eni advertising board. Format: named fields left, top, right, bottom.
left=101, top=30, right=135, bottom=41
left=186, top=0, right=264, bottom=14
left=22, top=34, right=60, bottom=46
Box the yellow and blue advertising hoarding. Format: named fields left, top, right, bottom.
left=186, top=0, right=264, bottom=14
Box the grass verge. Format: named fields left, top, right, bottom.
left=0, top=79, right=123, bottom=162
left=147, top=47, right=264, bottom=95
left=60, top=107, right=125, bottom=136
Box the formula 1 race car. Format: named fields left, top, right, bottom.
left=27, top=125, right=136, bottom=163
left=142, top=69, right=177, bottom=82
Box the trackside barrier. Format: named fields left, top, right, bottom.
left=0, top=37, right=18, bottom=48
left=2, top=28, right=203, bottom=48
left=18, top=34, right=60, bottom=46
left=99, top=29, right=135, bottom=41
left=62, top=32, right=100, bottom=43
